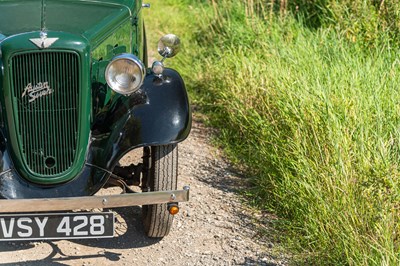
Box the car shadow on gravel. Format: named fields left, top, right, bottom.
left=0, top=206, right=162, bottom=265
left=0, top=241, right=123, bottom=266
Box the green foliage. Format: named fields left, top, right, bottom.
left=274, top=0, right=400, bottom=47
left=147, top=0, right=400, bottom=264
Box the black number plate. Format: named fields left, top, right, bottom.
left=0, top=212, right=114, bottom=241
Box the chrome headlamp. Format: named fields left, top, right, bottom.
left=105, top=54, right=145, bottom=95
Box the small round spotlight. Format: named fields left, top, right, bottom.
left=152, top=61, right=165, bottom=76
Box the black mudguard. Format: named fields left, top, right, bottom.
left=90, top=68, right=192, bottom=169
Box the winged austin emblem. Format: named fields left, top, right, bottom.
left=30, top=32, right=58, bottom=49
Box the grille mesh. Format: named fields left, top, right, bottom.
left=11, top=51, right=80, bottom=176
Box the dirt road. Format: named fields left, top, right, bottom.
left=0, top=116, right=288, bottom=265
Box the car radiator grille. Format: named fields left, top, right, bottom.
left=10, top=51, right=80, bottom=176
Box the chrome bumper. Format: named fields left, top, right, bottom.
left=0, top=186, right=190, bottom=213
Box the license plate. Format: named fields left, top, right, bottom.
left=0, top=212, right=114, bottom=241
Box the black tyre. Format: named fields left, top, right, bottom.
left=142, top=144, right=178, bottom=238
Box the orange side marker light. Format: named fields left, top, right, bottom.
left=168, top=205, right=180, bottom=215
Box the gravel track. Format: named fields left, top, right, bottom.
left=0, top=115, right=288, bottom=265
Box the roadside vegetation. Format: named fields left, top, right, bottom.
left=146, top=0, right=400, bottom=264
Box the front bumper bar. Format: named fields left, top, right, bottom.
left=0, top=186, right=190, bottom=213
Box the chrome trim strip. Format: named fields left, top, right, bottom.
left=0, top=187, right=190, bottom=213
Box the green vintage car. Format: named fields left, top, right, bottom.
left=0, top=0, right=191, bottom=240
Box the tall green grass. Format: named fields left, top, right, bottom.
left=146, top=0, right=400, bottom=264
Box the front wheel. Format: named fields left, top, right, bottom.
left=142, top=144, right=178, bottom=238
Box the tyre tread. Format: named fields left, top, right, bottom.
left=143, top=144, right=178, bottom=238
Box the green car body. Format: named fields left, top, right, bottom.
left=0, top=0, right=191, bottom=197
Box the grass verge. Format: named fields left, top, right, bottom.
left=145, top=1, right=400, bottom=265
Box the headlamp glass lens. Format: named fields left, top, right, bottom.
left=106, top=55, right=145, bottom=95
